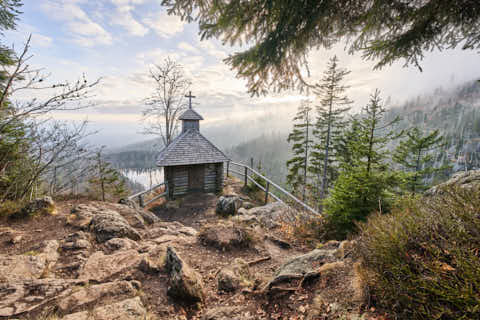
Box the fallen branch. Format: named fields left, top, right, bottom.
left=247, top=256, right=271, bottom=266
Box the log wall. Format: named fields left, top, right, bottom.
left=165, top=162, right=225, bottom=199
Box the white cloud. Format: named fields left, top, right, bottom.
left=31, top=33, right=53, bottom=47
left=143, top=9, right=185, bottom=38
left=109, top=0, right=149, bottom=37
left=178, top=42, right=199, bottom=54
left=41, top=0, right=112, bottom=47
left=197, top=39, right=228, bottom=59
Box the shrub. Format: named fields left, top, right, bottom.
left=323, top=167, right=397, bottom=240
left=0, top=200, right=24, bottom=219
left=357, top=188, right=480, bottom=320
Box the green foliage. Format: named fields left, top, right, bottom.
left=162, top=0, right=480, bottom=95
left=310, top=56, right=352, bottom=205
left=323, top=90, right=400, bottom=239
left=393, top=128, right=448, bottom=193
left=358, top=189, right=480, bottom=320
left=0, top=199, right=23, bottom=219
left=323, top=167, right=395, bottom=239
left=286, top=100, right=313, bottom=201
left=88, top=150, right=128, bottom=202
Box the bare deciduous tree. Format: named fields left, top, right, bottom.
left=142, top=57, right=191, bottom=146
left=0, top=36, right=100, bottom=201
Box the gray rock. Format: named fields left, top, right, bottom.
left=0, top=279, right=83, bottom=317
left=426, top=170, right=480, bottom=196
left=165, top=246, right=204, bottom=303
left=266, top=249, right=335, bottom=288
left=203, top=306, right=252, bottom=320
left=78, top=250, right=142, bottom=282
left=198, top=223, right=253, bottom=251
left=139, top=245, right=166, bottom=274
left=56, top=280, right=138, bottom=313
left=62, top=297, right=146, bottom=320
left=62, top=232, right=92, bottom=251
left=216, top=258, right=252, bottom=292
left=0, top=240, right=59, bottom=282
left=104, top=237, right=139, bottom=252
left=216, top=195, right=242, bottom=216
left=90, top=210, right=141, bottom=243
left=231, top=214, right=258, bottom=225
left=246, top=202, right=295, bottom=229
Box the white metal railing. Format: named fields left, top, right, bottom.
left=225, top=161, right=320, bottom=216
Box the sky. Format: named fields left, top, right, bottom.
left=6, top=0, right=480, bottom=148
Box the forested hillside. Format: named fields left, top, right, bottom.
left=385, top=80, right=480, bottom=181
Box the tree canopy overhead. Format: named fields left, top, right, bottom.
left=161, top=0, right=480, bottom=95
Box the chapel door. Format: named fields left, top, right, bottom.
left=188, top=165, right=204, bottom=192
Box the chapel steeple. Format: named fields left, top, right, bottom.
left=179, top=91, right=203, bottom=132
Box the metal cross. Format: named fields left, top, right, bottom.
left=185, top=91, right=196, bottom=109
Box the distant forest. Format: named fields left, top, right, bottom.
left=106, top=80, right=480, bottom=190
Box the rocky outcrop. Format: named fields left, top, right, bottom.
left=78, top=249, right=142, bottom=282
left=198, top=223, right=254, bottom=251
left=425, top=170, right=480, bottom=196
left=216, top=195, right=242, bottom=216
left=216, top=258, right=252, bottom=292
left=68, top=204, right=142, bottom=243
left=165, top=246, right=204, bottom=303
left=0, top=278, right=83, bottom=317
left=0, top=240, right=59, bottom=281
left=62, top=296, right=147, bottom=320
left=56, top=280, right=139, bottom=314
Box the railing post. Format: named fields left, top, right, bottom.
left=265, top=181, right=270, bottom=204
left=244, top=166, right=248, bottom=187
left=139, top=194, right=144, bottom=208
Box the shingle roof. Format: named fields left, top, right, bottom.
left=178, top=108, right=204, bottom=120
left=156, top=129, right=229, bottom=166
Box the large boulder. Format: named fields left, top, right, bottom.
left=165, top=246, right=204, bottom=304
left=216, top=258, right=253, bottom=292
left=0, top=278, right=83, bottom=317
left=68, top=204, right=142, bottom=243
left=216, top=195, right=242, bottom=216
left=246, top=202, right=296, bottom=229
left=266, top=248, right=336, bottom=289
left=56, top=280, right=139, bottom=314
left=198, top=223, right=254, bottom=251
left=90, top=210, right=141, bottom=243
left=78, top=250, right=142, bottom=282
left=62, top=296, right=147, bottom=320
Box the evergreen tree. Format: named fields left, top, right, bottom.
left=310, top=56, right=351, bottom=208
left=393, top=128, right=446, bottom=194
left=88, top=150, right=128, bottom=202
left=163, top=0, right=480, bottom=95
left=324, top=90, right=400, bottom=239
left=286, top=100, right=313, bottom=201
